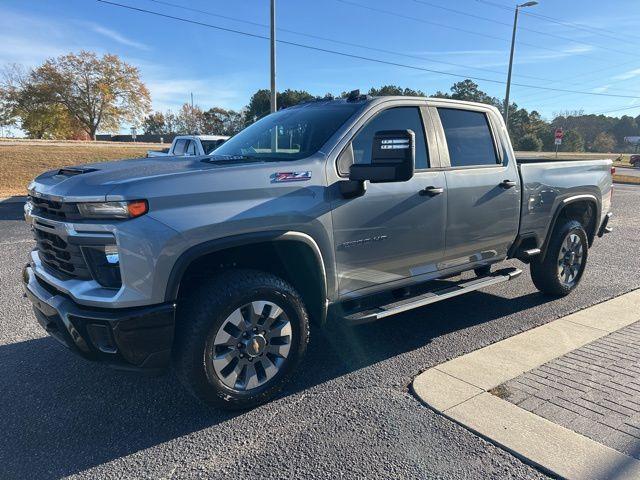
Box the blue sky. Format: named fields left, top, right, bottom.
left=2, top=0, right=640, bottom=126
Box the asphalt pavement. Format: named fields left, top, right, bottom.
left=1, top=184, right=639, bottom=480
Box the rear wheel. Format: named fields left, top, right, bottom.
left=173, top=269, right=309, bottom=409
left=531, top=219, right=588, bottom=297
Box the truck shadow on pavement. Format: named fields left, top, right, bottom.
left=0, top=287, right=555, bottom=479
left=0, top=201, right=26, bottom=221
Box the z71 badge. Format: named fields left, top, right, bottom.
left=272, top=171, right=312, bottom=183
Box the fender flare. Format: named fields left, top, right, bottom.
left=164, top=230, right=328, bottom=317
left=541, top=194, right=600, bottom=259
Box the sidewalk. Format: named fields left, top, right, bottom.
left=413, top=289, right=640, bottom=480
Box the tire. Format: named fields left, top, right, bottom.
left=530, top=219, right=588, bottom=297
left=474, top=265, right=491, bottom=277
left=172, top=269, right=309, bottom=409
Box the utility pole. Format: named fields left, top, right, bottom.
left=270, top=0, right=277, bottom=113
left=504, top=1, right=538, bottom=129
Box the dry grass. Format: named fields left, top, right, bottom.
left=0, top=141, right=162, bottom=197
left=613, top=174, right=640, bottom=185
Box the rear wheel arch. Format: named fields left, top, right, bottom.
left=542, top=195, right=599, bottom=259
left=166, top=231, right=329, bottom=325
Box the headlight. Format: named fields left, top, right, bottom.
left=77, top=200, right=148, bottom=219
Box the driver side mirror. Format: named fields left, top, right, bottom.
left=349, top=129, right=415, bottom=183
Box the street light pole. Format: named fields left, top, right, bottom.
left=270, top=0, right=277, bottom=114
left=504, top=1, right=538, bottom=129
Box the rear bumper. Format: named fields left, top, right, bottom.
left=23, top=265, right=176, bottom=372
left=598, top=212, right=613, bottom=237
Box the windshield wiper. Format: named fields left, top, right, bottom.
left=204, top=154, right=286, bottom=164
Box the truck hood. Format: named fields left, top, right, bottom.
left=29, top=156, right=221, bottom=200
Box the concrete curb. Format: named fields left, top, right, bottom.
left=413, top=289, right=640, bottom=479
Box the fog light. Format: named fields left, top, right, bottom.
left=82, top=245, right=122, bottom=289
left=104, top=245, right=119, bottom=265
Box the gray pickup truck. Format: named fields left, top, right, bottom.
left=23, top=94, right=613, bottom=408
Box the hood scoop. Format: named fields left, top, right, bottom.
left=56, top=167, right=99, bottom=177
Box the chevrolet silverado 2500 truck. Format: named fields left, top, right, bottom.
left=23, top=95, right=613, bottom=409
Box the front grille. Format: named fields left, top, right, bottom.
left=33, top=227, right=91, bottom=280
left=29, top=195, right=82, bottom=221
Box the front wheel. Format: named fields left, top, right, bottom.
left=530, top=219, right=588, bottom=297
left=173, top=269, right=309, bottom=409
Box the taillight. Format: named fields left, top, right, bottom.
left=610, top=166, right=615, bottom=202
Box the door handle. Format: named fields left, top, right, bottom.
left=500, top=179, right=517, bottom=189
left=419, top=186, right=444, bottom=196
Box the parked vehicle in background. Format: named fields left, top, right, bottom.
left=23, top=94, right=613, bottom=410
left=630, top=154, right=640, bottom=168
left=146, top=135, right=229, bottom=157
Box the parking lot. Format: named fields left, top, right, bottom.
left=1, top=184, right=638, bottom=480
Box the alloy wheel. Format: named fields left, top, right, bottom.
left=557, top=233, right=584, bottom=287
left=210, top=301, right=292, bottom=391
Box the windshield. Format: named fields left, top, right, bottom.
left=211, top=103, right=362, bottom=161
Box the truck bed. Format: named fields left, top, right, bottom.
left=517, top=157, right=613, bottom=247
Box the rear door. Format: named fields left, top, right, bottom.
left=431, top=105, right=520, bottom=269
left=330, top=104, right=447, bottom=296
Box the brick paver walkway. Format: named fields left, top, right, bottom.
left=496, top=321, right=640, bottom=460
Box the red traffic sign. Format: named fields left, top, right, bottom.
left=555, top=128, right=564, bottom=140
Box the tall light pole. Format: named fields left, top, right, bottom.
left=504, top=1, right=538, bottom=128
left=270, top=0, right=277, bottom=113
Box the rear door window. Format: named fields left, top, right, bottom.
left=186, top=140, right=197, bottom=155
left=173, top=139, right=187, bottom=155
left=437, top=108, right=499, bottom=167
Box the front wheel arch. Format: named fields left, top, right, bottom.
left=166, top=232, right=328, bottom=325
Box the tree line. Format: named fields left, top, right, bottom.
left=2, top=51, right=639, bottom=152
left=1, top=51, right=150, bottom=140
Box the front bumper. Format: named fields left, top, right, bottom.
left=23, top=265, right=176, bottom=372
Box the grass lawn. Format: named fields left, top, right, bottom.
left=0, top=140, right=162, bottom=197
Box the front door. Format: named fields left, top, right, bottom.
left=330, top=106, right=447, bottom=297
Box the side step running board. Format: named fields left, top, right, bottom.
left=522, top=248, right=541, bottom=259
left=342, top=267, right=522, bottom=325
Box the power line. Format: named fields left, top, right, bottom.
left=411, top=0, right=638, bottom=58
left=148, top=0, right=640, bottom=99
left=96, top=0, right=640, bottom=100
left=514, top=59, right=640, bottom=104
left=337, top=0, right=608, bottom=63
left=144, top=0, right=552, bottom=83
left=593, top=104, right=640, bottom=116
left=152, top=0, right=640, bottom=95
left=338, top=0, right=640, bottom=98
left=472, top=0, right=638, bottom=47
